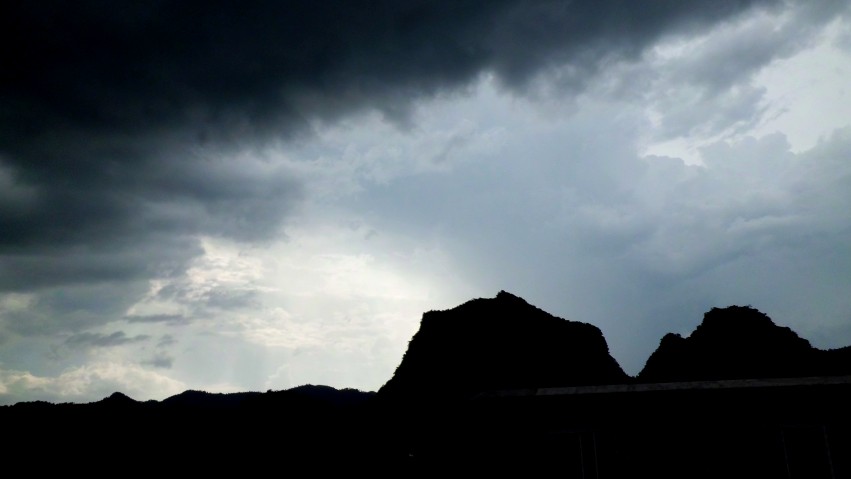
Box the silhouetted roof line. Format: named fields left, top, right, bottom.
left=475, top=375, right=851, bottom=399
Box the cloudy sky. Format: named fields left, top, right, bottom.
left=1, top=1, right=850, bottom=404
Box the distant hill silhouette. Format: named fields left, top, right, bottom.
left=90, top=384, right=373, bottom=411
left=379, top=291, right=628, bottom=399
left=638, top=305, right=851, bottom=382
left=2, top=384, right=381, bottom=474
left=4, top=294, right=851, bottom=476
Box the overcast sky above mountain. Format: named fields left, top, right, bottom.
left=1, top=1, right=850, bottom=404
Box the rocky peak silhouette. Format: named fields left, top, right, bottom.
left=638, top=305, right=834, bottom=382
left=379, top=291, right=628, bottom=399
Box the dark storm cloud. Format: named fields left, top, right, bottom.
left=3, top=0, right=788, bottom=133
left=0, top=0, right=781, bottom=295
left=65, top=331, right=150, bottom=348
left=1, top=1, right=783, bottom=135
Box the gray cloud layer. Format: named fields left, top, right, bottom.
left=65, top=331, right=150, bottom=348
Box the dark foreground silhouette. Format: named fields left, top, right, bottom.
left=4, top=291, right=850, bottom=477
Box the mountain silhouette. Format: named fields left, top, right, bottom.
left=2, top=384, right=382, bottom=475
left=100, top=391, right=137, bottom=405
left=638, top=305, right=851, bottom=382
left=379, top=291, right=628, bottom=399
left=4, top=294, right=851, bottom=476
